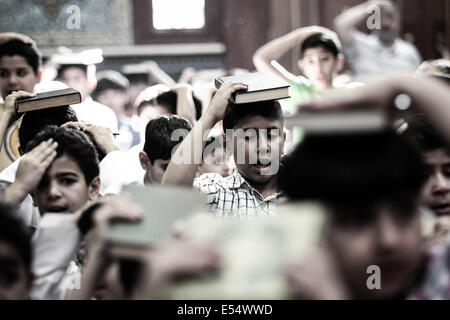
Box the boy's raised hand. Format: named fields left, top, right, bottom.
left=203, top=81, right=247, bottom=124
left=3, top=139, right=58, bottom=205
left=15, top=138, right=58, bottom=191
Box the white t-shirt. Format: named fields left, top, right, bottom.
left=70, top=97, right=119, bottom=133
left=344, top=31, right=422, bottom=81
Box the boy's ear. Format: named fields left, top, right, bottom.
left=335, top=53, right=345, bottom=73
left=30, top=191, right=37, bottom=207
left=88, top=176, right=101, bottom=201
left=36, top=70, right=42, bottom=84
left=139, top=151, right=150, bottom=170
left=297, top=59, right=305, bottom=74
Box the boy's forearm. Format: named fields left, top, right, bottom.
left=253, top=26, right=331, bottom=79
left=334, top=1, right=370, bottom=43
left=0, top=110, right=13, bottom=153
left=395, top=76, right=450, bottom=145
left=2, top=182, right=29, bottom=207
left=162, top=113, right=217, bottom=187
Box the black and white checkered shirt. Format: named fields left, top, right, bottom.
left=193, top=170, right=284, bottom=217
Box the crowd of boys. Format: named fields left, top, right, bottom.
left=1, top=0, right=450, bottom=300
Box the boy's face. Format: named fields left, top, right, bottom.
left=420, top=149, right=450, bottom=216
left=32, top=154, right=100, bottom=215
left=0, top=55, right=40, bottom=98
left=97, top=88, right=129, bottom=116
left=327, top=203, right=424, bottom=299
left=0, top=241, right=30, bottom=300
left=231, top=115, right=285, bottom=185
left=139, top=151, right=169, bottom=185
left=58, top=67, right=90, bottom=100
left=298, top=47, right=341, bottom=90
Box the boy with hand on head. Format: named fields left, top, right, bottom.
left=334, top=0, right=422, bottom=80
left=282, top=74, right=450, bottom=299
left=253, top=26, right=345, bottom=113
left=162, top=82, right=286, bottom=216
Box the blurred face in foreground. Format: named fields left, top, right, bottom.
left=0, top=241, right=30, bottom=300
left=327, top=202, right=424, bottom=299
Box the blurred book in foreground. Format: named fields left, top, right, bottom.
left=285, top=109, right=389, bottom=134
left=164, top=202, right=327, bottom=300
left=107, top=185, right=205, bottom=253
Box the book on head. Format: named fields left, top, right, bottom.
left=214, top=72, right=290, bottom=104
left=15, top=88, right=81, bottom=112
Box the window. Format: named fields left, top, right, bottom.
left=152, top=0, right=205, bottom=30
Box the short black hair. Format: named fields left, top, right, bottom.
left=25, top=126, right=99, bottom=184
left=403, top=115, right=450, bottom=154
left=0, top=39, right=42, bottom=75
left=300, top=33, right=341, bottom=58
left=279, top=131, right=427, bottom=225
left=19, top=105, right=78, bottom=151
left=143, top=115, right=192, bottom=164
left=56, top=64, right=87, bottom=79
left=91, top=70, right=130, bottom=100
left=136, top=90, right=202, bottom=120
left=0, top=204, right=32, bottom=279
left=222, top=100, right=283, bottom=132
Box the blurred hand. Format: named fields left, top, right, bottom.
left=150, top=238, right=219, bottom=281
left=83, top=125, right=119, bottom=154
left=284, top=244, right=349, bottom=300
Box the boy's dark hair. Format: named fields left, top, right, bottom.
left=0, top=204, right=32, bottom=278
left=56, top=64, right=87, bottom=79
left=91, top=70, right=129, bottom=100
left=300, top=33, right=341, bottom=58
left=137, top=90, right=202, bottom=120
left=143, top=115, right=192, bottom=164
left=19, top=105, right=78, bottom=151
left=222, top=100, right=283, bottom=132
left=279, top=131, right=427, bottom=225
left=25, top=126, right=99, bottom=184
left=403, top=115, right=450, bottom=154
left=0, top=39, right=42, bottom=75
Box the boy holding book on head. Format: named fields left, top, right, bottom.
left=0, top=33, right=42, bottom=170
left=281, top=74, right=450, bottom=300
left=253, top=26, right=345, bottom=114
left=162, top=81, right=286, bottom=216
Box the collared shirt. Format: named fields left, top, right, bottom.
left=344, top=31, right=422, bottom=81
left=193, top=170, right=284, bottom=217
